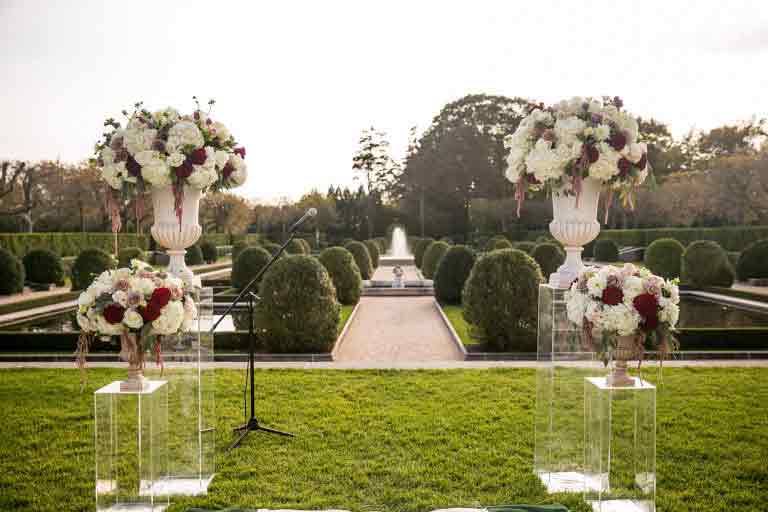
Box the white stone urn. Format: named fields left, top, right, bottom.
left=150, top=185, right=202, bottom=285
left=548, top=178, right=601, bottom=288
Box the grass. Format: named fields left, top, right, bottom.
left=339, top=304, right=355, bottom=333
left=0, top=368, right=765, bottom=512
left=440, top=304, right=478, bottom=346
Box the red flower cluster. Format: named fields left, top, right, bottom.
left=633, top=293, right=659, bottom=331
left=103, top=303, right=125, bottom=324
left=609, top=132, right=627, bottom=152
left=617, top=157, right=632, bottom=177
left=601, top=286, right=624, bottom=306
left=188, top=148, right=207, bottom=166
left=174, top=160, right=194, bottom=178
left=139, top=287, right=172, bottom=323
left=234, top=147, right=246, bottom=159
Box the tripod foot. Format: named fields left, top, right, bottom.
left=227, top=417, right=295, bottom=450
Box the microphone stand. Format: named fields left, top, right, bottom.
left=210, top=230, right=300, bottom=449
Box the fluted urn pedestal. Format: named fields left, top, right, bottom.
left=151, top=185, right=202, bottom=286
left=548, top=178, right=601, bottom=289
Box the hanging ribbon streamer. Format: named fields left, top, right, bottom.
left=173, top=182, right=184, bottom=231
left=603, top=188, right=614, bottom=225
left=515, top=180, right=527, bottom=218
left=153, top=337, right=164, bottom=377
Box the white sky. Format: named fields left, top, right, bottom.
left=1, top=1, right=767, bottom=202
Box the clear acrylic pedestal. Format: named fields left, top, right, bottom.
left=144, top=287, right=215, bottom=496
left=94, top=380, right=169, bottom=512
left=584, top=377, right=656, bottom=512
left=534, top=284, right=602, bottom=493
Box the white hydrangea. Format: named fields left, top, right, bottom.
left=594, top=124, right=611, bottom=141
left=589, top=143, right=620, bottom=181
left=167, top=121, right=204, bottom=152
left=214, top=150, right=230, bottom=169
left=124, top=127, right=157, bottom=155
left=187, top=166, right=218, bottom=189
left=101, top=147, right=115, bottom=165
left=565, top=285, right=588, bottom=326
left=622, top=276, right=644, bottom=304
left=659, top=302, right=679, bottom=326
left=95, top=314, right=124, bottom=335
left=524, top=140, right=568, bottom=183
left=141, top=158, right=171, bottom=186
left=101, top=163, right=125, bottom=190
left=167, top=152, right=185, bottom=168
left=554, top=117, right=586, bottom=146
left=153, top=301, right=185, bottom=335
left=229, top=154, right=247, bottom=186
left=598, top=304, right=640, bottom=336
left=211, top=121, right=231, bottom=141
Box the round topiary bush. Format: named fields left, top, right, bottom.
left=486, top=236, right=512, bottom=252
left=463, top=249, right=543, bottom=351
left=23, top=249, right=65, bottom=285
left=736, top=239, right=768, bottom=280
left=232, top=241, right=251, bottom=261
left=260, top=242, right=282, bottom=256
left=682, top=240, right=733, bottom=287
left=414, top=238, right=434, bottom=268
left=318, top=246, right=362, bottom=305
left=200, top=241, right=218, bottom=264
left=644, top=238, right=685, bottom=279
left=298, top=238, right=312, bottom=254
left=71, top=248, right=113, bottom=291
left=421, top=240, right=450, bottom=279
left=259, top=255, right=340, bottom=353
left=185, top=244, right=204, bottom=266
left=532, top=242, right=565, bottom=279
left=594, top=239, right=620, bottom=262
left=513, top=241, right=536, bottom=254
left=0, top=248, right=25, bottom=295
left=344, top=241, right=373, bottom=280
left=117, top=247, right=145, bottom=268
left=364, top=240, right=380, bottom=268
left=232, top=247, right=272, bottom=291
left=285, top=239, right=306, bottom=255
left=434, top=245, right=476, bottom=304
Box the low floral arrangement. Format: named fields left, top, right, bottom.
left=565, top=264, right=679, bottom=369
left=504, top=96, right=649, bottom=215
left=93, top=97, right=247, bottom=229
left=75, top=260, right=198, bottom=384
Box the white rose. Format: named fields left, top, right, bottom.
left=123, top=309, right=144, bottom=329
left=167, top=152, right=185, bottom=167
left=112, top=291, right=128, bottom=307
left=78, top=291, right=95, bottom=308
left=594, top=124, right=611, bottom=141
left=229, top=154, right=247, bottom=186
left=214, top=150, right=230, bottom=169
left=95, top=314, right=124, bottom=335
left=211, top=121, right=231, bottom=141
left=588, top=144, right=620, bottom=181
left=135, top=278, right=156, bottom=297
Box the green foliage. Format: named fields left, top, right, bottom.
left=22, top=249, right=65, bottom=286
left=232, top=241, right=251, bottom=261
left=0, top=233, right=149, bottom=258
left=297, top=238, right=312, bottom=254
left=344, top=241, right=373, bottom=280
left=200, top=233, right=230, bottom=246
left=594, top=239, right=620, bottom=262
left=185, top=244, right=204, bottom=266
left=232, top=247, right=272, bottom=291
left=414, top=238, right=434, bottom=268
left=364, top=240, right=380, bottom=268
left=318, top=247, right=362, bottom=305
left=259, top=255, right=340, bottom=352
left=486, top=236, right=513, bottom=252
left=736, top=240, right=768, bottom=280
left=71, top=248, right=113, bottom=291
left=117, top=247, right=144, bottom=268
left=0, top=248, right=25, bottom=295
left=512, top=241, right=536, bottom=254
left=200, top=241, right=218, bottom=263
left=286, top=239, right=307, bottom=255
left=644, top=238, right=685, bottom=279
left=434, top=245, right=476, bottom=304
left=463, top=249, right=542, bottom=351
left=531, top=242, right=565, bottom=278
left=260, top=242, right=282, bottom=256
left=682, top=240, right=734, bottom=287
left=421, top=241, right=450, bottom=279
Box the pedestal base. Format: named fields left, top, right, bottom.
left=587, top=499, right=654, bottom=512
left=536, top=471, right=604, bottom=493
left=97, top=503, right=168, bottom=512
left=145, top=475, right=214, bottom=497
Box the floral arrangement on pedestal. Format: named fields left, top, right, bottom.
left=565, top=263, right=679, bottom=386
left=75, top=260, right=197, bottom=390
left=504, top=96, right=649, bottom=215
left=94, top=98, right=247, bottom=229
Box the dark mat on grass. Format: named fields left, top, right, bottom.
left=185, top=506, right=569, bottom=512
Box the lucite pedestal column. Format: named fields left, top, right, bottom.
left=94, top=380, right=169, bottom=512
left=534, top=284, right=602, bottom=493
left=144, top=287, right=215, bottom=496
left=584, top=377, right=656, bottom=512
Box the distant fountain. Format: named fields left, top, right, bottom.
left=380, top=225, right=414, bottom=266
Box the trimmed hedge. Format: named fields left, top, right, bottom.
left=0, top=233, right=148, bottom=258
left=23, top=249, right=65, bottom=286
left=286, top=239, right=306, bottom=255
left=434, top=245, right=476, bottom=304
left=232, top=241, right=251, bottom=261
left=318, top=246, right=362, bottom=305
left=594, top=239, right=620, bottom=262
left=200, top=233, right=230, bottom=246
left=344, top=241, right=373, bottom=280
left=0, top=248, right=25, bottom=295
left=512, top=241, right=536, bottom=254
left=487, top=238, right=513, bottom=252
left=232, top=246, right=272, bottom=291
left=259, top=255, right=340, bottom=353
left=414, top=238, right=434, bottom=268
left=422, top=241, right=450, bottom=279
left=682, top=240, right=734, bottom=288
left=463, top=249, right=542, bottom=351
left=736, top=239, right=768, bottom=280
left=200, top=241, right=218, bottom=264
left=260, top=242, right=282, bottom=256
left=364, top=240, right=380, bottom=268
left=71, top=248, right=114, bottom=291
left=185, top=244, right=204, bottom=266
left=117, top=247, right=145, bottom=268
left=644, top=238, right=685, bottom=279
left=531, top=242, right=565, bottom=278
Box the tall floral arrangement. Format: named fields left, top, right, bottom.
left=504, top=96, right=649, bottom=215
left=93, top=98, right=247, bottom=230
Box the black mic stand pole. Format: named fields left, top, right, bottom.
left=210, top=229, right=301, bottom=449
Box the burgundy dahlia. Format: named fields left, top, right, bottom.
left=222, top=162, right=234, bottom=179
left=636, top=153, right=647, bottom=170
left=234, top=147, right=246, bottom=159
left=609, top=132, right=627, bottom=152
left=103, top=303, right=125, bottom=324
left=633, top=293, right=659, bottom=319
left=174, top=161, right=194, bottom=179
left=150, top=287, right=171, bottom=308
left=126, top=155, right=141, bottom=177
left=188, top=148, right=207, bottom=166
left=585, top=144, right=600, bottom=163
left=618, top=157, right=631, bottom=177
left=602, top=286, right=624, bottom=306
left=140, top=303, right=161, bottom=323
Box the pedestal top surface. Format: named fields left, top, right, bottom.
left=95, top=379, right=168, bottom=395
left=586, top=376, right=655, bottom=391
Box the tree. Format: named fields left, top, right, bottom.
left=200, top=192, right=252, bottom=235
left=352, top=127, right=398, bottom=238
left=296, top=189, right=338, bottom=246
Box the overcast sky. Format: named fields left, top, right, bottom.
left=1, top=1, right=767, bottom=202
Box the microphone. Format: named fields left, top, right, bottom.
left=288, top=208, right=317, bottom=233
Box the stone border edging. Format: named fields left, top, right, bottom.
left=433, top=299, right=468, bottom=359
left=331, top=301, right=361, bottom=360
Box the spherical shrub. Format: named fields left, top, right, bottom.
left=414, top=238, right=434, bottom=268
left=285, top=239, right=306, bottom=255
left=232, top=241, right=250, bottom=261
left=644, top=238, right=685, bottom=279
left=434, top=245, right=476, bottom=304
left=463, top=249, right=542, bottom=351
left=23, top=249, right=65, bottom=286
left=318, top=246, right=362, bottom=305
left=232, top=247, right=272, bottom=291
left=200, top=241, right=218, bottom=264
left=117, top=247, right=145, bottom=268
left=682, top=240, right=733, bottom=287
left=712, top=260, right=736, bottom=287
left=594, top=239, right=620, bottom=262
left=583, top=240, right=596, bottom=258
left=71, top=248, right=113, bottom=291
left=185, top=244, right=204, bottom=266
left=532, top=242, right=565, bottom=279
left=344, top=241, right=373, bottom=280
left=259, top=255, right=340, bottom=353
left=422, top=240, right=450, bottom=279
left=375, top=237, right=388, bottom=253
left=260, top=242, right=282, bottom=256
left=513, top=241, right=536, bottom=254
left=486, top=236, right=512, bottom=252
left=0, top=248, right=25, bottom=295
left=736, top=239, right=768, bottom=280
left=364, top=240, right=380, bottom=268
left=298, top=238, right=312, bottom=254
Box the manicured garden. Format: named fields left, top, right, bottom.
left=0, top=368, right=765, bottom=512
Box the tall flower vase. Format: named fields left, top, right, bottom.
left=151, top=185, right=203, bottom=286
left=607, top=335, right=638, bottom=387
left=119, top=332, right=148, bottom=391
left=548, top=178, right=601, bottom=288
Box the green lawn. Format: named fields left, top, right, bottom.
left=0, top=368, right=765, bottom=512
left=440, top=304, right=479, bottom=346
left=339, top=304, right=355, bottom=332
